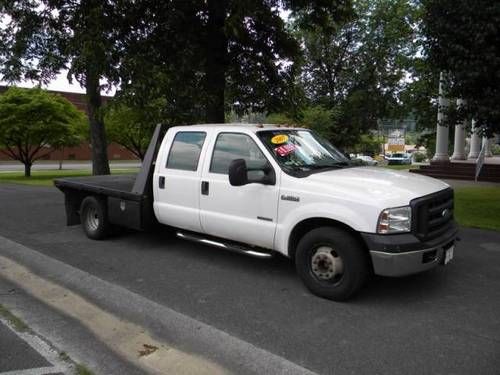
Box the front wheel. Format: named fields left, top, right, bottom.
left=80, top=196, right=110, bottom=240
left=295, top=227, right=369, bottom=301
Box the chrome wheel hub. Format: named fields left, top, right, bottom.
left=86, top=207, right=99, bottom=231
left=311, top=246, right=344, bottom=281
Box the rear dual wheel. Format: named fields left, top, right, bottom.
left=295, top=227, right=369, bottom=301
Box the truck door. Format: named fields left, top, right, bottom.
left=199, top=132, right=279, bottom=249
left=154, top=130, right=208, bottom=232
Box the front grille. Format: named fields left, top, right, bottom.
left=411, top=188, right=454, bottom=241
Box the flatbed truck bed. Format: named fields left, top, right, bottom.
left=54, top=125, right=164, bottom=231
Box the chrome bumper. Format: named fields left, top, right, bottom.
left=370, top=246, right=449, bottom=277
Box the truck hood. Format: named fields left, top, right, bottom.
left=304, top=166, right=449, bottom=207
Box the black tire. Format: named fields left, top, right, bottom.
left=80, top=196, right=110, bottom=240
left=295, top=226, right=369, bottom=301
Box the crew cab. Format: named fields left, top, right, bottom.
left=55, top=124, right=458, bottom=301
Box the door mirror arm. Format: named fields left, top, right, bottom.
left=251, top=166, right=275, bottom=185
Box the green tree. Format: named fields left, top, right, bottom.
left=104, top=102, right=164, bottom=161
left=399, top=60, right=440, bottom=131
left=123, top=0, right=352, bottom=124
left=300, top=105, right=341, bottom=142
left=0, top=87, right=85, bottom=176
left=353, top=134, right=382, bottom=155
left=265, top=112, right=296, bottom=125
left=0, top=0, right=129, bottom=175
left=295, top=0, right=419, bottom=145
left=51, top=120, right=85, bottom=170
left=423, top=0, right=500, bottom=134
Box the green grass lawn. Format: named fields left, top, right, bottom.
left=383, top=164, right=419, bottom=170
left=454, top=186, right=500, bottom=231
left=0, top=168, right=139, bottom=186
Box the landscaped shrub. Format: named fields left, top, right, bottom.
left=413, top=152, right=427, bottom=163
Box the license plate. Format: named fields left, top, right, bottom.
left=444, top=245, right=454, bottom=265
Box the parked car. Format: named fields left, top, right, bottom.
left=354, top=155, right=378, bottom=166
left=55, top=124, right=457, bottom=301
left=386, top=152, right=412, bottom=165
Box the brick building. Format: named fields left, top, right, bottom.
left=0, top=85, right=137, bottom=161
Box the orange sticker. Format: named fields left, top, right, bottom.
left=271, top=134, right=289, bottom=144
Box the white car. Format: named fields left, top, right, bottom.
left=386, top=152, right=412, bottom=165
left=55, top=124, right=457, bottom=301
left=355, top=155, right=378, bottom=166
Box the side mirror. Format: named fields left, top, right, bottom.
left=228, top=159, right=249, bottom=186
left=228, top=159, right=276, bottom=186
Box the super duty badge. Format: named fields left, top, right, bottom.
left=281, top=194, right=300, bottom=202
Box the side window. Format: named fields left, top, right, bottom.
left=210, top=133, right=269, bottom=174
left=166, top=131, right=206, bottom=171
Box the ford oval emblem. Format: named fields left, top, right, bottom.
left=442, top=208, right=449, bottom=217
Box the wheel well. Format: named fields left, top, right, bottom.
left=63, top=191, right=106, bottom=226
left=287, top=218, right=368, bottom=260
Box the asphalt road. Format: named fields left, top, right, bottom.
left=0, top=183, right=499, bottom=374
left=0, top=321, right=52, bottom=372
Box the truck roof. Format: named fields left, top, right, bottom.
left=169, top=123, right=307, bottom=133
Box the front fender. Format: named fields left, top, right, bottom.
left=274, top=202, right=378, bottom=256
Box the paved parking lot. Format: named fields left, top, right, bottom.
left=0, top=183, right=499, bottom=374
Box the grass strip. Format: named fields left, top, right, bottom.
left=454, top=186, right=500, bottom=231
left=76, top=363, right=95, bottom=375
left=0, top=303, right=29, bottom=332
left=0, top=169, right=139, bottom=186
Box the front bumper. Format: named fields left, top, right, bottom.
left=361, top=221, right=458, bottom=277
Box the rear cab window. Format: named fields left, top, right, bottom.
left=166, top=131, right=207, bottom=171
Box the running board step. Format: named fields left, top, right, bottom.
left=176, top=231, right=274, bottom=259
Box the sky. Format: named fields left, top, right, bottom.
left=1, top=71, right=87, bottom=94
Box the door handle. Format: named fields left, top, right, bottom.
left=159, top=176, right=165, bottom=189
left=201, top=181, right=209, bottom=195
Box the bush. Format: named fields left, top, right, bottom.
left=265, top=113, right=295, bottom=125
left=413, top=152, right=427, bottom=163
left=491, top=144, right=500, bottom=156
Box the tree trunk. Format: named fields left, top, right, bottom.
left=205, top=0, right=228, bottom=123
left=24, top=162, right=32, bottom=177
left=59, top=147, right=64, bottom=170
left=86, top=71, right=110, bottom=175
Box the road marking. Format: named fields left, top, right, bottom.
left=0, top=235, right=317, bottom=375
left=0, top=255, right=227, bottom=375
left=0, top=367, right=62, bottom=375
left=0, top=317, right=69, bottom=375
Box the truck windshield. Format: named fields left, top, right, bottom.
left=257, top=129, right=350, bottom=175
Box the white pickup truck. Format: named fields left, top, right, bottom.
left=55, top=124, right=457, bottom=300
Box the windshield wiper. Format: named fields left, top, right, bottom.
left=305, top=162, right=349, bottom=170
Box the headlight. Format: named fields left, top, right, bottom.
left=377, top=206, right=411, bottom=234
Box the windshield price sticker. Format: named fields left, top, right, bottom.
left=271, top=134, right=289, bottom=144
left=275, top=144, right=296, bottom=157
